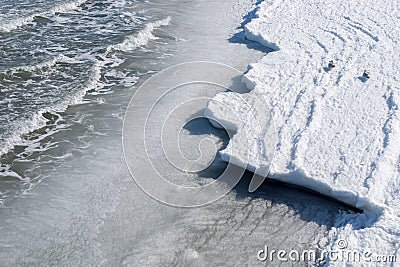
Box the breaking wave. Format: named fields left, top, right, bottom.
left=0, top=17, right=171, bottom=157
left=0, top=0, right=88, bottom=33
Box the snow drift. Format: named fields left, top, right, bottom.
left=206, top=0, right=400, bottom=264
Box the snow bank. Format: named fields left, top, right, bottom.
left=206, top=0, right=400, bottom=264
left=205, top=92, right=276, bottom=178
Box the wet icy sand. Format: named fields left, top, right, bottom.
left=206, top=0, right=400, bottom=264
left=0, top=0, right=351, bottom=266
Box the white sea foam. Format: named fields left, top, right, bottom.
left=5, top=54, right=76, bottom=74
left=0, top=112, right=48, bottom=156
left=0, top=0, right=88, bottom=33
left=0, top=54, right=87, bottom=156
left=0, top=17, right=171, bottom=158
left=0, top=167, right=25, bottom=181
left=107, top=17, right=171, bottom=53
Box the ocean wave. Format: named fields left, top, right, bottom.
left=107, top=17, right=171, bottom=53
left=0, top=0, right=88, bottom=33
left=4, top=54, right=76, bottom=74
left=0, top=17, right=171, bottom=158
left=78, top=17, right=171, bottom=95
left=0, top=112, right=48, bottom=156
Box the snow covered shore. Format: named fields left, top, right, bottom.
left=206, top=0, right=400, bottom=264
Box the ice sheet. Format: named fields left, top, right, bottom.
left=205, top=0, right=400, bottom=264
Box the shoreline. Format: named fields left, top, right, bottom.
left=0, top=0, right=356, bottom=266
left=205, top=0, right=400, bottom=264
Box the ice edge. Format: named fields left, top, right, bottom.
left=206, top=1, right=386, bottom=217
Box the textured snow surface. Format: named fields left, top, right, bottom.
left=205, top=92, right=276, bottom=178
left=206, top=0, right=400, bottom=264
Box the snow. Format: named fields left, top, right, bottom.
left=4, top=0, right=340, bottom=266
left=205, top=0, right=400, bottom=264
left=204, top=92, right=276, bottom=179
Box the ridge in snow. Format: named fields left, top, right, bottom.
left=205, top=0, right=400, bottom=264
